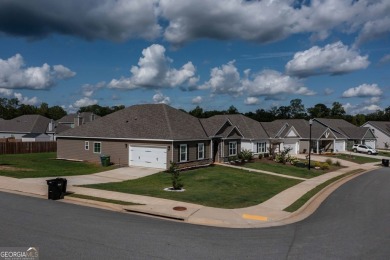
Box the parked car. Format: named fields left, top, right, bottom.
left=352, top=144, right=378, bottom=155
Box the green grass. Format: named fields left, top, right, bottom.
left=284, top=169, right=364, bottom=212
left=241, top=161, right=338, bottom=179
left=330, top=153, right=381, bottom=164
left=67, top=193, right=143, bottom=206
left=83, top=165, right=302, bottom=209
left=0, top=152, right=116, bottom=178
left=378, top=151, right=390, bottom=157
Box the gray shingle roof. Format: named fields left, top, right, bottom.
left=260, top=121, right=287, bottom=138
left=363, top=121, right=390, bottom=137
left=201, top=114, right=268, bottom=139
left=59, top=104, right=209, bottom=140
left=314, top=118, right=368, bottom=139
left=57, top=112, right=100, bottom=124
left=0, top=115, right=50, bottom=133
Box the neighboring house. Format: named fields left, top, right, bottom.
left=22, top=133, right=51, bottom=142
left=361, top=121, right=390, bottom=149
left=314, top=118, right=376, bottom=150
left=271, top=119, right=348, bottom=154
left=57, top=104, right=234, bottom=170
left=202, top=114, right=267, bottom=155
left=0, top=115, right=51, bottom=141
left=57, top=112, right=99, bottom=129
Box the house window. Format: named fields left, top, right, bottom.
left=93, top=142, right=101, bottom=154
left=229, top=142, right=237, bottom=156
left=198, top=143, right=205, bottom=160
left=180, top=144, right=187, bottom=162
left=85, top=141, right=89, bottom=150
left=257, top=142, right=266, bottom=153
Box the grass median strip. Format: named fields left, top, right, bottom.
left=284, top=169, right=365, bottom=212
left=330, top=154, right=380, bottom=164
left=67, top=193, right=143, bottom=206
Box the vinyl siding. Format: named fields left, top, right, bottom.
left=57, top=138, right=171, bottom=166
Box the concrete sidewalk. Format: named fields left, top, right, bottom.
left=0, top=158, right=382, bottom=228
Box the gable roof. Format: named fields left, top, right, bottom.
left=314, top=118, right=372, bottom=139
left=0, top=115, right=51, bottom=134
left=59, top=104, right=209, bottom=141
left=363, top=121, right=390, bottom=137
left=260, top=121, right=287, bottom=138
left=202, top=114, right=268, bottom=139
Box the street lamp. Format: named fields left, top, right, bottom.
left=308, top=119, right=313, bottom=170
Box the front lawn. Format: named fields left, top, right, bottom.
left=330, top=153, right=381, bottom=164
left=241, top=159, right=341, bottom=179
left=0, top=153, right=116, bottom=178
left=83, top=165, right=301, bottom=209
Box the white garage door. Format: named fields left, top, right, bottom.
left=365, top=140, right=376, bottom=148
left=283, top=140, right=298, bottom=154
left=334, top=140, right=345, bottom=152
left=129, top=146, right=167, bottom=169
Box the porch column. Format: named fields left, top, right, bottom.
left=316, top=141, right=319, bottom=154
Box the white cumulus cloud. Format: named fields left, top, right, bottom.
left=191, top=96, right=203, bottom=105
left=244, top=97, right=259, bottom=105
left=73, top=97, right=98, bottom=108
left=82, top=81, right=106, bottom=97
left=13, top=92, right=39, bottom=105
left=152, top=92, right=170, bottom=104
left=342, top=83, right=383, bottom=98
left=108, top=44, right=198, bottom=90
left=285, top=42, right=369, bottom=77
left=0, top=54, right=76, bottom=89
left=0, top=88, right=13, bottom=96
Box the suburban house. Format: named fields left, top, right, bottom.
left=0, top=115, right=51, bottom=141
left=201, top=114, right=267, bottom=155
left=57, top=104, right=241, bottom=170
left=314, top=118, right=376, bottom=150
left=57, top=112, right=99, bottom=129
left=361, top=121, right=390, bottom=149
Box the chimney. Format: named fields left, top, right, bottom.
left=74, top=113, right=83, bottom=127
left=48, top=119, right=54, bottom=132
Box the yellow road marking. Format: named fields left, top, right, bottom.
left=242, top=214, right=268, bottom=222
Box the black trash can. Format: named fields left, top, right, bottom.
left=46, top=178, right=67, bottom=200
left=382, top=159, right=389, bottom=167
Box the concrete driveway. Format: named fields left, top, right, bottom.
left=20, top=166, right=162, bottom=186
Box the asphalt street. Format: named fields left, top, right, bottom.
left=0, top=168, right=389, bottom=259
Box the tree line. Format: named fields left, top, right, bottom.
left=187, top=99, right=390, bottom=126
left=1, top=97, right=389, bottom=126
left=0, top=98, right=124, bottom=120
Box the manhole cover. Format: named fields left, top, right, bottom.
left=173, top=206, right=187, bottom=211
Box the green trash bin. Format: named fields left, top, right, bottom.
left=100, top=155, right=111, bottom=166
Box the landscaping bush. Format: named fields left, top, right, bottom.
left=334, top=160, right=342, bottom=167
left=264, top=153, right=269, bottom=158
left=314, top=161, right=322, bottom=168
left=325, top=158, right=333, bottom=165
left=320, top=162, right=330, bottom=170
left=239, top=149, right=253, bottom=161
left=168, top=162, right=183, bottom=190
left=258, top=153, right=263, bottom=159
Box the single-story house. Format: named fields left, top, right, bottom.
left=21, top=133, right=51, bottom=142
left=57, top=104, right=242, bottom=170
left=0, top=115, right=51, bottom=141
left=202, top=114, right=267, bottom=155
left=314, top=118, right=376, bottom=150
left=57, top=112, right=99, bottom=129
left=361, top=121, right=390, bottom=149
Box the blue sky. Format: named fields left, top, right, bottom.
left=0, top=0, right=389, bottom=114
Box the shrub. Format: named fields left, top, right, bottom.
left=258, top=153, right=263, bottom=159
left=239, top=149, right=253, bottom=161
left=320, top=162, right=330, bottom=170
left=264, top=153, right=269, bottom=158
left=314, top=161, right=322, bottom=168
left=325, top=158, right=333, bottom=165
left=168, top=162, right=183, bottom=190
left=228, top=156, right=238, bottom=162
left=334, top=160, right=342, bottom=167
